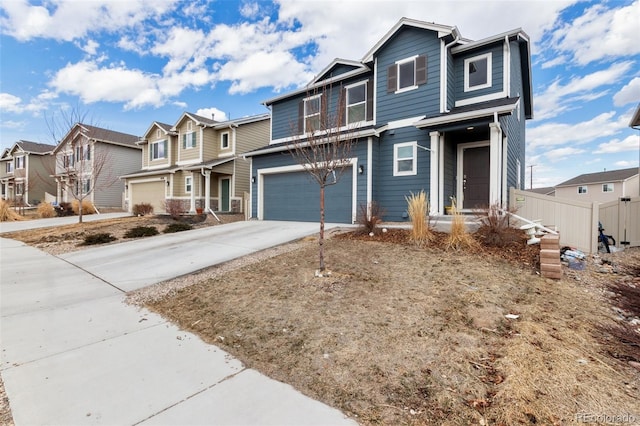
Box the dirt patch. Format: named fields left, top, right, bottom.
left=142, top=228, right=639, bottom=425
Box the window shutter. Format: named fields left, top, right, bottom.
left=387, top=64, right=397, bottom=92
left=149, top=144, right=153, bottom=161
left=320, top=94, right=328, bottom=128
left=164, top=140, right=168, bottom=157
left=182, top=134, right=186, bottom=149
left=416, top=55, right=427, bottom=85
left=297, top=100, right=304, bottom=133
left=366, top=79, right=374, bottom=122
left=340, top=86, right=347, bottom=126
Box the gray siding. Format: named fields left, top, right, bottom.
left=454, top=42, right=504, bottom=101
left=503, top=41, right=526, bottom=198
left=94, top=143, right=142, bottom=208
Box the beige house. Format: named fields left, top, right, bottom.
left=555, top=167, right=639, bottom=204
left=122, top=112, right=270, bottom=214
left=0, top=141, right=56, bottom=206
left=52, top=123, right=141, bottom=209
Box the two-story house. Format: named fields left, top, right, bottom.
left=555, top=167, right=639, bottom=204
left=0, top=140, right=56, bottom=206
left=122, top=112, right=270, bottom=214
left=246, top=17, right=532, bottom=222
left=52, top=123, right=141, bottom=209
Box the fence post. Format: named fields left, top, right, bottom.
left=590, top=202, right=599, bottom=254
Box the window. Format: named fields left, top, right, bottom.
left=185, top=176, right=192, bottom=193
left=221, top=132, right=230, bottom=149
left=182, top=132, right=196, bottom=149
left=578, top=186, right=587, bottom=194
left=464, top=53, right=492, bottom=91
left=387, top=55, right=427, bottom=93
left=187, top=120, right=193, bottom=131
left=15, top=156, right=25, bottom=169
left=304, top=95, right=321, bottom=132
left=6, top=161, right=14, bottom=173
left=16, top=182, right=24, bottom=195
left=75, top=145, right=91, bottom=161
left=63, top=153, right=74, bottom=168
left=346, top=82, right=366, bottom=124
left=80, top=179, right=90, bottom=194
left=393, top=142, right=417, bottom=176
left=516, top=159, right=522, bottom=190
left=602, top=183, right=614, bottom=192
left=150, top=140, right=167, bottom=160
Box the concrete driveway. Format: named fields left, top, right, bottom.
left=0, top=220, right=356, bottom=426
left=0, top=212, right=132, bottom=233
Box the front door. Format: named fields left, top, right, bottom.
left=462, top=146, right=490, bottom=209
left=220, top=178, right=230, bottom=212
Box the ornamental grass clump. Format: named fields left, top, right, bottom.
left=405, top=190, right=433, bottom=247
left=0, top=199, right=22, bottom=222
left=37, top=202, right=56, bottom=218
left=445, top=198, right=479, bottom=251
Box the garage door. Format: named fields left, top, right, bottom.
left=262, top=169, right=353, bottom=223
left=131, top=181, right=166, bottom=214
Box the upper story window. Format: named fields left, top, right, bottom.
left=464, top=53, right=492, bottom=92
left=578, top=186, right=587, bottom=194
left=602, top=183, right=614, bottom=193
left=6, top=161, right=14, bottom=173
left=75, top=145, right=91, bottom=161
left=221, top=132, right=230, bottom=149
left=393, top=142, right=417, bottom=176
left=63, top=153, right=74, bottom=168
left=387, top=55, right=427, bottom=93
left=182, top=132, right=196, bottom=149
left=14, top=156, right=25, bottom=169
left=346, top=82, right=366, bottom=124
left=150, top=140, right=167, bottom=160
left=304, top=95, right=321, bottom=133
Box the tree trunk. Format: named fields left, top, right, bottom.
left=78, top=201, right=83, bottom=223
left=319, top=185, right=325, bottom=271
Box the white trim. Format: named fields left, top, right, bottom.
left=388, top=116, right=426, bottom=130
left=416, top=101, right=515, bottom=127
left=429, top=132, right=440, bottom=215
left=504, top=37, right=511, bottom=97
left=185, top=175, right=192, bottom=193
left=176, top=159, right=201, bottom=166
left=265, top=127, right=378, bottom=150
left=220, top=177, right=231, bottom=211
left=393, top=141, right=417, bottom=177
left=394, top=55, right=419, bottom=93
left=373, top=57, right=378, bottom=124
left=602, top=183, right=614, bottom=193
left=464, top=53, right=492, bottom=92
left=454, top=90, right=507, bottom=107
left=367, top=137, right=372, bottom=208
left=456, top=141, right=490, bottom=207
left=303, top=94, right=322, bottom=133
left=345, top=79, right=368, bottom=125
left=220, top=131, right=230, bottom=150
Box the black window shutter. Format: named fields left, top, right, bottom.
left=340, top=86, right=347, bottom=126
left=320, top=93, right=328, bottom=128
left=416, top=55, right=427, bottom=85
left=366, top=79, right=374, bottom=122
left=163, top=140, right=168, bottom=157
left=297, top=100, right=304, bottom=133
left=387, top=64, right=397, bottom=92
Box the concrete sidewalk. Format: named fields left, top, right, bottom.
left=0, top=212, right=132, bottom=233
left=0, top=224, right=356, bottom=425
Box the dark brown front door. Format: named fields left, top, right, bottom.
left=462, top=146, right=489, bottom=209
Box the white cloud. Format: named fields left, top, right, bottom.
left=615, top=160, right=639, bottom=167
left=541, top=55, right=568, bottom=69
left=0, top=120, right=26, bottom=130
left=0, top=92, right=51, bottom=114
left=195, top=107, right=227, bottom=122
left=544, top=147, right=585, bottom=162
left=594, top=135, right=639, bottom=154
left=0, top=93, right=23, bottom=112
left=528, top=111, right=626, bottom=149
left=613, top=77, right=640, bottom=107
left=77, top=39, right=99, bottom=55
left=240, top=2, right=260, bottom=19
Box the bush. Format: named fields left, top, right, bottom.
left=55, top=202, right=75, bottom=217
left=72, top=199, right=95, bottom=215
left=356, top=201, right=385, bottom=234
left=163, top=199, right=184, bottom=219
left=475, top=204, right=520, bottom=247
left=37, top=202, right=56, bottom=218
left=124, top=226, right=159, bottom=238
left=81, top=233, right=117, bottom=245
left=132, top=203, right=154, bottom=216
left=0, top=199, right=23, bottom=222
left=163, top=222, right=193, bottom=233
left=405, top=190, right=433, bottom=247
left=445, top=198, right=479, bottom=251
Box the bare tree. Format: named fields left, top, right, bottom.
left=287, top=84, right=361, bottom=272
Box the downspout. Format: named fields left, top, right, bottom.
left=441, top=32, right=460, bottom=113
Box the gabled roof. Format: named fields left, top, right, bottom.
left=172, top=112, right=218, bottom=131
left=415, top=97, right=519, bottom=129
left=310, top=59, right=370, bottom=85
left=211, top=112, right=270, bottom=129
left=54, top=123, right=140, bottom=153
left=141, top=121, right=176, bottom=142
left=527, top=187, right=555, bottom=196
left=10, top=140, right=56, bottom=155
left=556, top=167, right=639, bottom=187
left=450, top=28, right=529, bottom=54
left=120, top=166, right=183, bottom=179
left=630, top=103, right=640, bottom=128
left=362, top=17, right=459, bottom=63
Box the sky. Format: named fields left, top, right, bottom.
left=0, top=0, right=638, bottom=188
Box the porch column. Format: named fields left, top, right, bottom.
left=203, top=170, right=211, bottom=211
left=489, top=123, right=502, bottom=206
left=189, top=172, right=196, bottom=213
left=429, top=131, right=440, bottom=215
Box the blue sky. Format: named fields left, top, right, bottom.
left=0, top=0, right=638, bottom=188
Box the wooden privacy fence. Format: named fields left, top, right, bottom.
left=599, top=196, right=640, bottom=249
left=509, top=188, right=598, bottom=254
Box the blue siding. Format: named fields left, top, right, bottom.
left=504, top=41, right=526, bottom=196
left=376, top=27, right=442, bottom=123
left=454, top=42, right=504, bottom=101
left=271, top=97, right=301, bottom=141
left=446, top=50, right=455, bottom=110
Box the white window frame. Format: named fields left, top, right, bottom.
left=15, top=156, right=25, bottom=169
left=346, top=81, right=367, bottom=125
left=221, top=132, right=230, bottom=149
left=578, top=186, right=587, bottom=194
left=464, top=52, right=492, bottom=92
left=185, top=176, right=192, bottom=193
left=304, top=94, right=322, bottom=133
left=516, top=158, right=521, bottom=190
left=602, top=183, right=614, bottom=193
left=150, top=140, right=166, bottom=160
left=393, top=142, right=417, bottom=176
left=15, top=182, right=24, bottom=195
left=183, top=132, right=196, bottom=149
left=6, top=162, right=13, bottom=173
left=395, top=55, right=419, bottom=93
left=81, top=178, right=91, bottom=195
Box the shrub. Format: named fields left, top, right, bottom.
left=132, top=203, right=154, bottom=216
left=356, top=201, right=385, bottom=234
left=72, top=199, right=95, bottom=215
left=0, top=199, right=23, bottom=222
left=55, top=202, right=75, bottom=217
left=475, top=204, right=520, bottom=247
left=81, top=233, right=117, bottom=245
left=124, top=226, right=159, bottom=238
left=37, top=202, right=56, bottom=218
left=445, top=199, right=479, bottom=251
left=405, top=190, right=433, bottom=247
left=163, top=199, right=184, bottom=220
left=163, top=222, right=193, bottom=233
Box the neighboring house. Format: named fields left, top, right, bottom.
left=555, top=168, right=639, bottom=204
left=0, top=140, right=56, bottom=205
left=52, top=123, right=141, bottom=209
left=246, top=17, right=532, bottom=222
left=527, top=187, right=555, bottom=196
left=122, top=112, right=270, bottom=214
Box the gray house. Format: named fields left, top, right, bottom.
left=246, top=17, right=533, bottom=222
left=0, top=141, right=56, bottom=205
